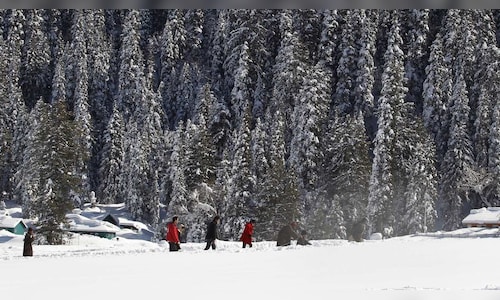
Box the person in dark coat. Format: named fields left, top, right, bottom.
left=23, top=227, right=34, bottom=257
left=166, top=216, right=181, bottom=251
left=276, top=221, right=299, bottom=246
left=204, top=215, right=220, bottom=250
left=240, top=219, right=255, bottom=248
left=297, top=230, right=312, bottom=245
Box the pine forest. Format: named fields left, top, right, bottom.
left=1, top=9, right=500, bottom=243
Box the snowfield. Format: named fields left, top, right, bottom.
left=1, top=203, right=500, bottom=299
left=2, top=228, right=500, bottom=300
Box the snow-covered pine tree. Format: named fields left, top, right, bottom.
left=314, top=112, right=370, bottom=239
left=439, top=63, right=474, bottom=230
left=166, top=121, right=189, bottom=221
left=489, top=51, right=500, bottom=205
left=117, top=9, right=145, bottom=123
left=160, top=9, right=186, bottom=70
left=318, top=9, right=341, bottom=72
left=8, top=10, right=31, bottom=206
left=222, top=9, right=252, bottom=98
left=207, top=83, right=232, bottom=160
left=86, top=9, right=112, bottom=124
left=183, top=119, right=217, bottom=242
left=422, top=31, right=452, bottom=164
left=229, top=40, right=252, bottom=130
left=20, top=9, right=51, bottom=110
left=221, top=103, right=255, bottom=240
left=403, top=9, right=430, bottom=116
left=86, top=9, right=113, bottom=194
left=70, top=10, right=92, bottom=206
left=129, top=64, right=163, bottom=226
left=97, top=107, right=124, bottom=204
left=0, top=36, right=10, bottom=195
left=184, top=9, right=204, bottom=61
left=184, top=118, right=215, bottom=191
left=354, top=10, right=377, bottom=121
left=293, top=9, right=321, bottom=63
left=32, top=100, right=85, bottom=244
left=400, top=119, right=437, bottom=235
left=334, top=9, right=361, bottom=116
left=367, top=12, right=408, bottom=237
left=208, top=10, right=229, bottom=97
left=251, top=118, right=269, bottom=182
left=470, top=11, right=497, bottom=170
left=255, top=110, right=299, bottom=240
left=174, top=62, right=199, bottom=127
left=15, top=104, right=39, bottom=219
left=288, top=61, right=331, bottom=219
left=270, top=10, right=308, bottom=151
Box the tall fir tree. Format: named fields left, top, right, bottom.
left=400, top=119, right=437, bottom=234
left=32, top=100, right=86, bottom=244
left=20, top=9, right=51, bottom=110
left=288, top=62, right=331, bottom=218
left=70, top=10, right=92, bottom=206
left=403, top=9, right=430, bottom=116
left=255, top=110, right=299, bottom=240
left=439, top=64, right=474, bottom=230
left=422, top=31, right=452, bottom=164
left=354, top=10, right=378, bottom=133
left=314, top=112, right=371, bottom=239
left=334, top=10, right=361, bottom=116
left=367, top=13, right=408, bottom=237
left=221, top=103, right=255, bottom=240
left=270, top=10, right=308, bottom=152
left=318, top=9, right=341, bottom=72
left=8, top=10, right=30, bottom=206
left=97, top=107, right=124, bottom=204
left=117, top=9, right=145, bottom=123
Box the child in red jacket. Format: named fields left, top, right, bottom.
left=240, top=219, right=256, bottom=248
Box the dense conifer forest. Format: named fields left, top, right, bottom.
left=1, top=9, right=499, bottom=243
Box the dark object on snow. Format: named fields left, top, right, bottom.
left=204, top=216, right=220, bottom=250
left=23, top=227, right=34, bottom=257
left=276, top=222, right=299, bottom=246
left=349, top=218, right=366, bottom=242
left=297, top=230, right=311, bottom=246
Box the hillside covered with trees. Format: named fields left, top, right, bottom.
left=0, top=9, right=499, bottom=243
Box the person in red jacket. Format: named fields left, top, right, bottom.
left=240, top=219, right=256, bottom=248
left=166, top=216, right=181, bottom=252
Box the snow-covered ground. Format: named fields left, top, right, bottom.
left=1, top=204, right=500, bottom=299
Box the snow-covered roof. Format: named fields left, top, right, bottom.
left=66, top=213, right=120, bottom=233
left=462, top=207, right=500, bottom=225
left=0, top=216, right=27, bottom=229
left=117, top=217, right=146, bottom=230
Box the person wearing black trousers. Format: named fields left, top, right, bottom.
left=204, top=215, right=220, bottom=250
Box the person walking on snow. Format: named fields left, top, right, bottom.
left=166, top=216, right=181, bottom=251
left=240, top=219, right=255, bottom=248
left=204, top=215, right=220, bottom=250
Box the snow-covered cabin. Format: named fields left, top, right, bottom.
left=462, top=207, right=500, bottom=228
left=66, top=213, right=120, bottom=239
left=0, top=216, right=28, bottom=235
left=102, top=214, right=140, bottom=232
